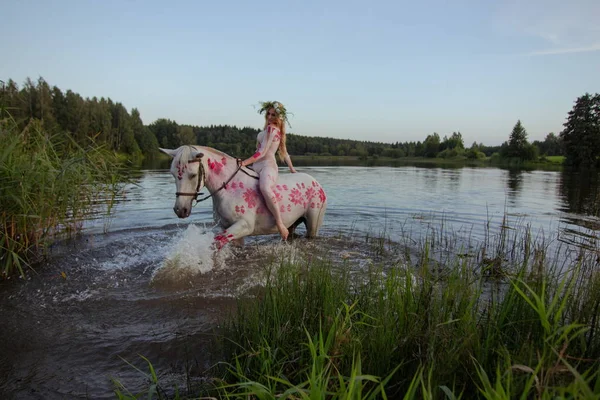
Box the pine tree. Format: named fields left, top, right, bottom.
left=501, top=120, right=536, bottom=160
left=131, top=108, right=159, bottom=156
left=508, top=120, right=528, bottom=156
left=36, top=77, right=58, bottom=132
left=51, top=86, right=68, bottom=130
left=560, top=93, right=600, bottom=167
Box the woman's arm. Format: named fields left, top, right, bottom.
left=283, top=154, right=297, bottom=173
left=240, top=126, right=279, bottom=166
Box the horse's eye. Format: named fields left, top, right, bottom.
left=189, top=173, right=197, bottom=179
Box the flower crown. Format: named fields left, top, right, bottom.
left=257, top=101, right=292, bottom=127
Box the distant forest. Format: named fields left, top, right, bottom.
left=0, top=77, right=562, bottom=160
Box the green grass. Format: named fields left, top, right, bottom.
left=0, top=115, right=125, bottom=278
left=544, top=155, right=565, bottom=164
left=216, top=262, right=599, bottom=398
left=113, top=218, right=600, bottom=399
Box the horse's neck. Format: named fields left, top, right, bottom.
left=201, top=149, right=239, bottom=193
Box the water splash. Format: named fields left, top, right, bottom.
left=151, top=225, right=232, bottom=286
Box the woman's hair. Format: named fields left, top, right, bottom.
left=262, top=105, right=288, bottom=162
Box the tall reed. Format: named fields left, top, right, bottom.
left=216, top=236, right=600, bottom=398
left=0, top=116, right=124, bottom=277
left=111, top=216, right=600, bottom=399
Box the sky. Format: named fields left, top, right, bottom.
left=1, top=0, right=599, bottom=146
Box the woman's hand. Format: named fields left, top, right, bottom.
left=290, top=166, right=297, bottom=173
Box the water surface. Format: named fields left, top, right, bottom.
left=1, top=165, right=598, bottom=399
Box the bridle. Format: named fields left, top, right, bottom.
left=175, top=156, right=259, bottom=205
left=174, top=158, right=206, bottom=202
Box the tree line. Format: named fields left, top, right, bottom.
left=1, top=78, right=598, bottom=167
left=0, top=77, right=159, bottom=157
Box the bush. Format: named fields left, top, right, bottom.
left=437, top=147, right=466, bottom=159
left=466, top=148, right=487, bottom=160
left=0, top=118, right=124, bottom=277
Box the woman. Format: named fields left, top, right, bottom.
left=238, top=101, right=296, bottom=240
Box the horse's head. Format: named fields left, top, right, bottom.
left=160, top=146, right=205, bottom=218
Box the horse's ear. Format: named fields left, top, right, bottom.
left=159, top=148, right=178, bottom=158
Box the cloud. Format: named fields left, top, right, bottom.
left=494, top=0, right=600, bottom=55
left=528, top=43, right=600, bottom=56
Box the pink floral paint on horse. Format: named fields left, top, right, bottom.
left=160, top=145, right=327, bottom=249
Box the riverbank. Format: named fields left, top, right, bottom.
left=149, top=152, right=565, bottom=171
left=292, top=154, right=565, bottom=170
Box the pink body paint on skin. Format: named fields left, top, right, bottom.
left=207, top=158, right=223, bottom=175
left=242, top=188, right=258, bottom=208
left=177, top=163, right=187, bottom=180
left=235, top=205, right=246, bottom=215
left=318, top=187, right=327, bottom=203
left=305, top=187, right=316, bottom=201
left=214, top=231, right=234, bottom=249
left=289, top=188, right=303, bottom=205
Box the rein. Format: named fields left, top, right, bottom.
left=175, top=157, right=259, bottom=205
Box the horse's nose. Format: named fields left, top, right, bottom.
left=173, top=205, right=188, bottom=218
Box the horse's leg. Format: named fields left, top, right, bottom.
left=288, top=217, right=306, bottom=240
left=231, top=237, right=245, bottom=247
left=305, top=200, right=327, bottom=238
left=213, top=219, right=253, bottom=250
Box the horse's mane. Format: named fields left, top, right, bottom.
left=200, top=146, right=234, bottom=160
left=176, top=146, right=194, bottom=166
left=176, top=145, right=235, bottom=168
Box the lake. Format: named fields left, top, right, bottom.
left=1, top=165, right=598, bottom=399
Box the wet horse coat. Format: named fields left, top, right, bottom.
left=160, top=146, right=327, bottom=248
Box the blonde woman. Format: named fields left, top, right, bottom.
left=239, top=101, right=296, bottom=240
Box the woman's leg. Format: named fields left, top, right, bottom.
left=259, top=168, right=288, bottom=240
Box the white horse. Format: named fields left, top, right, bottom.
left=160, top=145, right=327, bottom=248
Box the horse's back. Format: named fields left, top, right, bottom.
left=278, top=171, right=318, bottom=185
